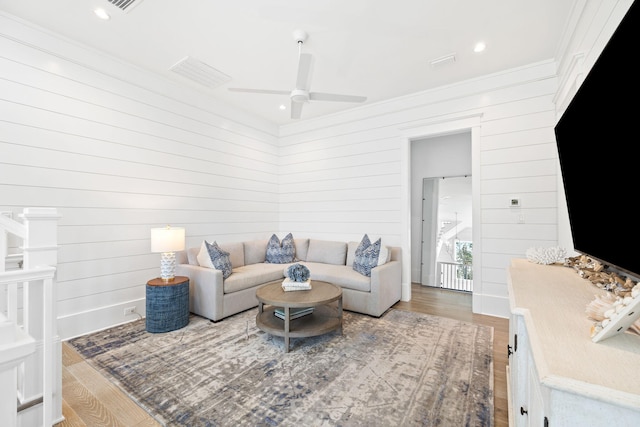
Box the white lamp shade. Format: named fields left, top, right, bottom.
left=150, top=227, right=185, bottom=253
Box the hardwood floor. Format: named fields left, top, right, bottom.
left=58, top=343, right=161, bottom=427
left=56, top=283, right=509, bottom=426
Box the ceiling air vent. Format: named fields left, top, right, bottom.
left=170, top=56, right=232, bottom=89
left=106, top=0, right=144, bottom=13
left=429, top=53, right=456, bottom=67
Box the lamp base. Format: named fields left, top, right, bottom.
left=159, top=251, right=176, bottom=282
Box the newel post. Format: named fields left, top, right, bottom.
left=21, top=208, right=60, bottom=270
left=20, top=207, right=62, bottom=425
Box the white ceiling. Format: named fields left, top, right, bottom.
left=0, top=0, right=574, bottom=126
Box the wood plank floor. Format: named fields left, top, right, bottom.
left=56, top=283, right=509, bottom=426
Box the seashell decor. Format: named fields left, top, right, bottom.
left=565, top=254, right=637, bottom=298
left=587, top=283, right=640, bottom=338
left=526, top=246, right=567, bottom=265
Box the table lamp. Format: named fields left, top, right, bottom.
left=150, top=225, right=185, bottom=282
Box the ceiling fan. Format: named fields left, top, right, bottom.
left=228, top=30, right=367, bottom=119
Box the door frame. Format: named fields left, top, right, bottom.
left=399, top=113, right=482, bottom=312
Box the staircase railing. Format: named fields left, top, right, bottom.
left=0, top=208, right=61, bottom=426
left=437, top=261, right=473, bottom=292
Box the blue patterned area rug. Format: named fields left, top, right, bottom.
left=68, top=308, right=494, bottom=426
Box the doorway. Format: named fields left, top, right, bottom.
left=409, top=131, right=472, bottom=287
left=421, top=175, right=473, bottom=292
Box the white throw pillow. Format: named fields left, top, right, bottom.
left=378, top=245, right=390, bottom=266
left=196, top=241, right=215, bottom=269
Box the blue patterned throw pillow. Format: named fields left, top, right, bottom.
left=205, top=240, right=232, bottom=279
left=265, top=233, right=295, bottom=264
left=353, top=234, right=382, bottom=277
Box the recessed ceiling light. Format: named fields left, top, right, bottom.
left=94, top=8, right=111, bottom=20
left=279, top=104, right=286, bottom=110
left=474, top=42, right=486, bottom=53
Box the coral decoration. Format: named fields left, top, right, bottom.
left=286, top=263, right=310, bottom=282
left=525, top=246, right=567, bottom=265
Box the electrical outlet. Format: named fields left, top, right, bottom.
left=124, top=306, right=136, bottom=315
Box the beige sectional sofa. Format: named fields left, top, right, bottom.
left=175, top=237, right=402, bottom=322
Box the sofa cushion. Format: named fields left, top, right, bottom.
left=294, top=238, right=310, bottom=261
left=218, top=241, right=244, bottom=268
left=265, top=233, right=295, bottom=264
left=244, top=239, right=268, bottom=265
left=346, top=242, right=359, bottom=266
left=186, top=247, right=199, bottom=265
left=353, top=234, right=381, bottom=277
left=306, top=239, right=347, bottom=265
left=223, top=263, right=288, bottom=294
left=301, top=262, right=371, bottom=292
left=205, top=241, right=233, bottom=279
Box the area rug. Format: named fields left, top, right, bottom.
left=68, top=308, right=494, bottom=427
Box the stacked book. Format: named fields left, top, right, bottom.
left=274, top=307, right=314, bottom=320
left=282, top=278, right=312, bottom=292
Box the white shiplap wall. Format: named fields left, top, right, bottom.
left=277, top=0, right=634, bottom=318
left=0, top=12, right=279, bottom=339
left=279, top=126, right=402, bottom=241
left=279, top=61, right=560, bottom=318
left=1, top=1, right=628, bottom=335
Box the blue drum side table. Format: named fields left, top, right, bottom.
left=146, top=276, right=189, bottom=333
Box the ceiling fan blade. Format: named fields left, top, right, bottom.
left=228, top=88, right=290, bottom=95
left=295, top=53, right=314, bottom=90
left=291, top=100, right=304, bottom=119
left=309, top=92, right=367, bottom=103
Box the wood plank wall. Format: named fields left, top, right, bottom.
left=276, top=0, right=637, bottom=318
left=278, top=63, right=561, bottom=317
left=0, top=13, right=279, bottom=339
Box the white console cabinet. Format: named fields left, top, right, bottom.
left=507, top=259, right=640, bottom=426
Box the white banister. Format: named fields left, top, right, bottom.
left=0, top=313, right=35, bottom=427
left=0, top=208, right=61, bottom=426
left=0, top=214, right=26, bottom=239
left=438, top=261, right=473, bottom=292
left=0, top=267, right=55, bottom=427
left=0, top=214, right=26, bottom=275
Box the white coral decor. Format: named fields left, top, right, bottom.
left=526, top=246, right=567, bottom=265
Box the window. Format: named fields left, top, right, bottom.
left=455, top=241, right=473, bottom=280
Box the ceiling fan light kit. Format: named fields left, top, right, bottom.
left=290, top=89, right=309, bottom=103
left=227, top=29, right=367, bottom=120
left=292, top=29, right=308, bottom=44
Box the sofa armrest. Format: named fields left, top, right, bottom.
left=369, top=259, right=402, bottom=315
left=175, top=264, right=224, bottom=321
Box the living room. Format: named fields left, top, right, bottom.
left=2, top=0, right=623, bottom=339
left=0, top=0, right=636, bottom=425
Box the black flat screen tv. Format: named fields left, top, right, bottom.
left=554, top=1, right=638, bottom=279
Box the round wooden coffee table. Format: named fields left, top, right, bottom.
left=255, top=280, right=343, bottom=352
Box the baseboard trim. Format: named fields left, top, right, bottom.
left=58, top=298, right=146, bottom=340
